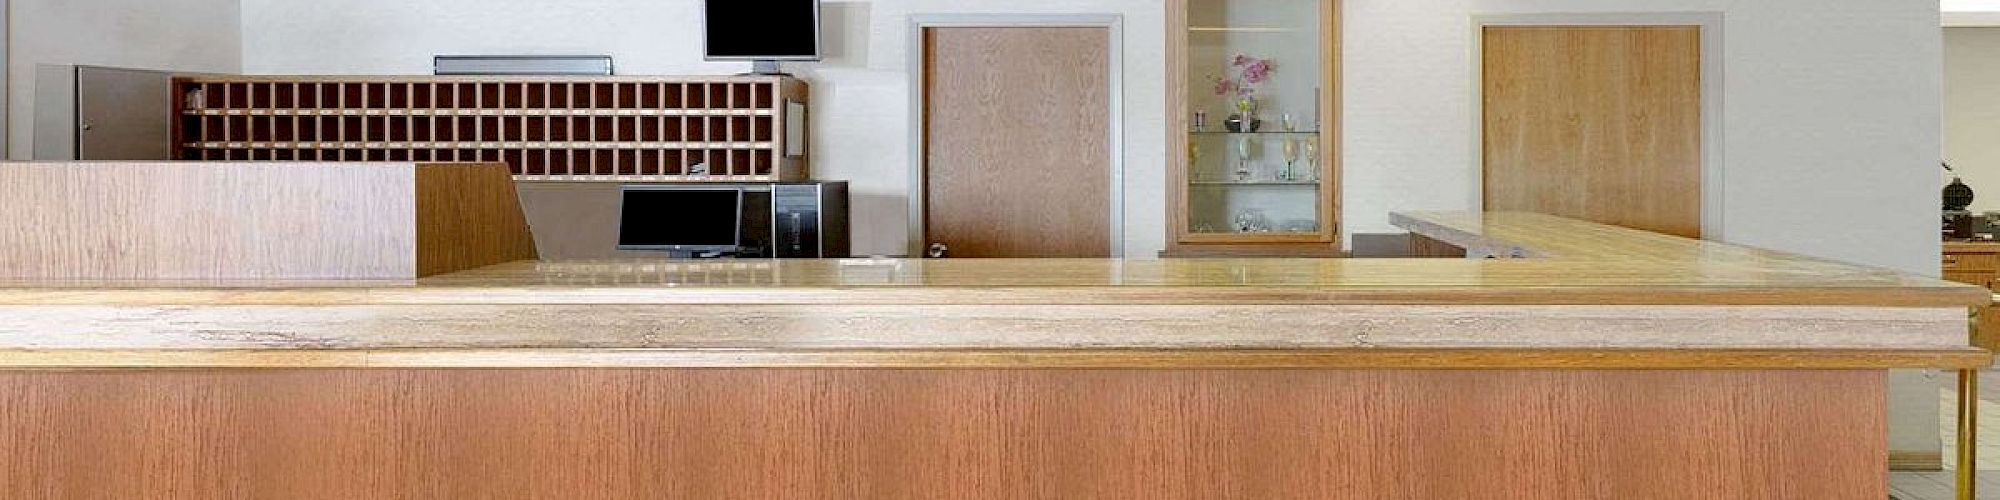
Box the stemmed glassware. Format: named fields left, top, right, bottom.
left=1234, top=136, right=1254, bottom=182
left=1281, top=140, right=1301, bottom=181
left=1301, top=141, right=1319, bottom=182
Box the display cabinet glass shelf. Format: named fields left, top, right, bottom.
left=1166, top=0, right=1339, bottom=257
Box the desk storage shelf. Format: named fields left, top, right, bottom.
left=172, top=76, right=810, bottom=182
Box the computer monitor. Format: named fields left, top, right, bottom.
left=703, top=0, right=822, bottom=74
left=617, top=186, right=744, bottom=254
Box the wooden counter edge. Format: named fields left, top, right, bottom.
left=0, top=347, right=1987, bottom=370
left=0, top=285, right=1985, bottom=307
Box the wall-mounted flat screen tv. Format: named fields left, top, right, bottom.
left=704, top=0, right=823, bottom=61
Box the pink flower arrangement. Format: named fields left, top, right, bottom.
left=1212, top=54, right=1275, bottom=97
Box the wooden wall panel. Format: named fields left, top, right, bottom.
left=1482, top=26, right=1703, bottom=238
left=0, top=162, right=534, bottom=280
left=0, top=162, right=418, bottom=280
left=1410, top=233, right=1469, bottom=258
left=923, top=27, right=1112, bottom=257
left=0, top=369, right=1884, bottom=499
left=414, top=162, right=539, bottom=276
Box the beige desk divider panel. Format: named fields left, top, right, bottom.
left=0, top=162, right=537, bottom=280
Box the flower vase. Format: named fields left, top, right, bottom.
left=1224, top=96, right=1261, bottom=133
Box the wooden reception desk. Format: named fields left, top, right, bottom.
left=0, top=165, right=1987, bottom=499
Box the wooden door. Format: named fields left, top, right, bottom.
left=922, top=27, right=1112, bottom=258
left=1482, top=26, right=1703, bottom=238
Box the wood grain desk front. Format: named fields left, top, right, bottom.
left=0, top=211, right=1985, bottom=499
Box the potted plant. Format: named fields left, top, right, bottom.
left=1212, top=54, right=1275, bottom=133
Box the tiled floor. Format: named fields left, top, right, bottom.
left=1893, top=471, right=1989, bottom=500
left=1889, top=371, right=2000, bottom=500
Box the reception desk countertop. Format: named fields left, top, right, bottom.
left=0, top=212, right=1986, bottom=369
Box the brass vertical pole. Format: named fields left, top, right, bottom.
left=1960, top=368, right=1979, bottom=500
left=1964, top=304, right=1990, bottom=500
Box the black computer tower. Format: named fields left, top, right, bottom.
left=769, top=182, right=849, bottom=258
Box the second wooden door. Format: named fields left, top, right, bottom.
left=1482, top=26, right=1703, bottom=238
left=922, top=27, right=1112, bottom=258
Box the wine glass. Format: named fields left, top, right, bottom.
left=1301, top=141, right=1320, bottom=182
left=1234, top=137, right=1254, bottom=182
left=1189, top=141, right=1202, bottom=179
left=1282, top=140, right=1301, bottom=181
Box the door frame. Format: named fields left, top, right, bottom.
left=1469, top=12, right=1725, bottom=238
left=907, top=14, right=1126, bottom=257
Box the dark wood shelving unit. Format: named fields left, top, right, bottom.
left=173, top=75, right=809, bottom=182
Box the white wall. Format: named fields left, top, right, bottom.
left=1344, top=0, right=1940, bottom=277
left=232, top=0, right=1946, bottom=454
left=1339, top=0, right=1944, bottom=454
left=238, top=0, right=1165, bottom=258
left=240, top=0, right=1943, bottom=272
left=1947, top=28, right=2000, bottom=212
left=6, top=0, right=243, bottom=159
left=1946, top=0, right=2000, bottom=26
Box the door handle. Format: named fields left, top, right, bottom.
left=926, top=243, right=950, bottom=259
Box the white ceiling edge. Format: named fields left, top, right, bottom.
left=1945, top=0, right=2000, bottom=11
left=1946, top=12, right=2000, bottom=27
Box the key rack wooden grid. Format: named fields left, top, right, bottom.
left=172, top=76, right=809, bottom=182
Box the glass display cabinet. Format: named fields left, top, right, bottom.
left=1165, top=0, right=1340, bottom=256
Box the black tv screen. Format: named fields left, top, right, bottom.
left=618, top=188, right=743, bottom=249
left=705, top=0, right=822, bottom=60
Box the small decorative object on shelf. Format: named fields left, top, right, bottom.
left=1193, top=111, right=1209, bottom=132
left=1225, top=99, right=1260, bottom=133
left=1233, top=209, right=1270, bottom=233
left=1214, top=54, right=1274, bottom=133
left=1946, top=161, right=1976, bottom=212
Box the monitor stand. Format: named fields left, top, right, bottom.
left=747, top=60, right=790, bottom=76
left=652, top=248, right=744, bottom=260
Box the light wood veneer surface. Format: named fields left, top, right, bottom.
left=2, top=212, right=1976, bottom=306
left=922, top=27, right=1112, bottom=257
left=1482, top=26, right=1704, bottom=239
left=0, top=212, right=1983, bottom=368
left=0, top=161, right=535, bottom=280
left=0, top=369, right=1887, bottom=499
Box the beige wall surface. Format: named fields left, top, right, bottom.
left=236, top=0, right=1942, bottom=279
left=240, top=0, right=1165, bottom=258
left=1947, top=28, right=2000, bottom=213
left=6, top=0, right=242, bottom=160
